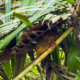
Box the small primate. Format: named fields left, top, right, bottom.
left=35, top=31, right=59, bottom=56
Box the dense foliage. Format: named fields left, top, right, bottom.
left=0, top=0, right=80, bottom=80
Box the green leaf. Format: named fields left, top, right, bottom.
left=3, top=61, right=12, bottom=78
left=0, top=22, right=18, bottom=39
left=0, top=19, right=3, bottom=25
left=14, top=12, right=33, bottom=27
left=0, top=1, right=56, bottom=51
left=21, top=0, right=36, bottom=15
left=67, top=41, right=80, bottom=73
left=55, top=2, right=67, bottom=7
left=5, top=0, right=11, bottom=22
left=21, top=0, right=36, bottom=7
left=66, top=0, right=75, bottom=5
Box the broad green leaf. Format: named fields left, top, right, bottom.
left=0, top=22, right=18, bottom=39
left=3, top=61, right=12, bottom=78
left=43, top=0, right=56, bottom=10
left=14, top=12, right=33, bottom=27
left=21, top=0, right=36, bottom=15
left=54, top=0, right=67, bottom=7
left=21, top=0, right=36, bottom=7
left=67, top=41, right=80, bottom=73
left=5, top=0, right=11, bottom=22
left=0, top=23, right=25, bottom=50
left=66, top=0, right=75, bottom=5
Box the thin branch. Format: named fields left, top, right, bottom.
left=67, top=71, right=78, bottom=76
left=13, top=27, right=74, bottom=80
left=60, top=74, right=76, bottom=80
left=11, top=2, right=21, bottom=8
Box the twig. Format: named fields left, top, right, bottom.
left=67, top=71, right=78, bottom=76
left=60, top=74, right=76, bottom=80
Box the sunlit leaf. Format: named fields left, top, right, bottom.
left=3, top=61, right=12, bottom=78
left=14, top=12, right=33, bottom=27
left=21, top=0, right=36, bottom=15
left=0, top=22, right=18, bottom=39
left=55, top=2, right=67, bottom=7
left=66, top=0, right=75, bottom=5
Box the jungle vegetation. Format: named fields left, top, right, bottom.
left=0, top=0, right=80, bottom=80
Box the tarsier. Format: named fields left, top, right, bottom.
left=35, top=31, right=59, bottom=56
left=0, top=15, right=63, bottom=64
